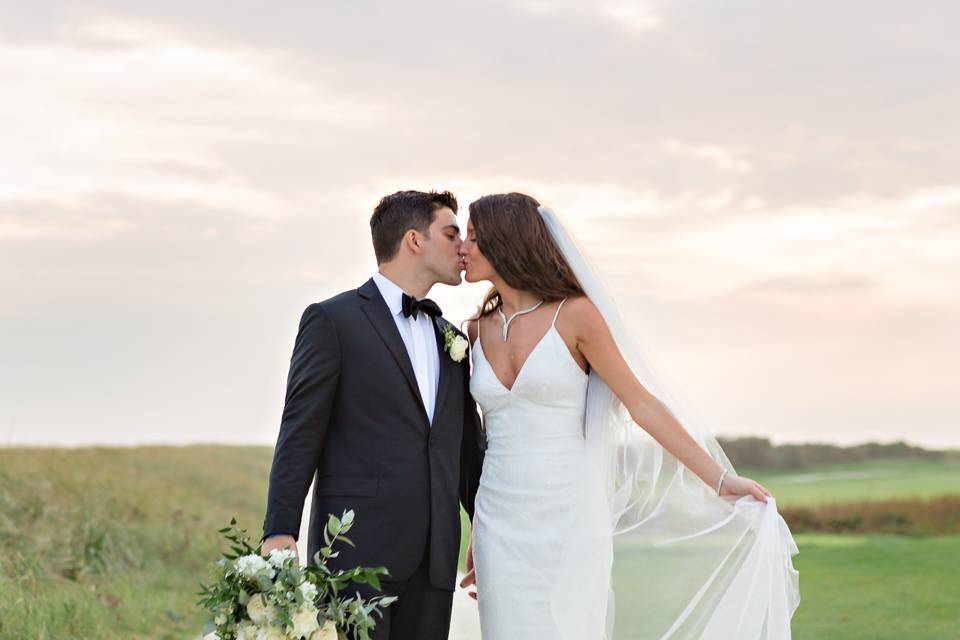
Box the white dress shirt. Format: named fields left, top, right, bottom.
left=372, top=271, right=441, bottom=424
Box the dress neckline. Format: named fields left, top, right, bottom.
left=473, top=326, right=587, bottom=394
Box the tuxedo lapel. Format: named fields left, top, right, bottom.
left=432, top=317, right=454, bottom=423
left=358, top=279, right=430, bottom=427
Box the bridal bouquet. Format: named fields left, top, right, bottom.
left=198, top=510, right=396, bottom=640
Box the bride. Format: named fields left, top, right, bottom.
left=457, top=193, right=799, bottom=639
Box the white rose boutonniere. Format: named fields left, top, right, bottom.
left=442, top=324, right=469, bottom=363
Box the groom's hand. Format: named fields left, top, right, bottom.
left=261, top=534, right=298, bottom=561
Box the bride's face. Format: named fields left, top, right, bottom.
left=459, top=218, right=495, bottom=283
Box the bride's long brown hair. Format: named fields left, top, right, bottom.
left=467, top=193, right=584, bottom=322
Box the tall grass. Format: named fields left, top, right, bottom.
left=0, top=446, right=271, bottom=639
left=782, top=496, right=960, bottom=535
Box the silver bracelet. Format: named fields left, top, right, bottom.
left=716, top=469, right=729, bottom=495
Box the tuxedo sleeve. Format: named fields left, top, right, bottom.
left=262, top=303, right=341, bottom=540
left=459, top=359, right=485, bottom=521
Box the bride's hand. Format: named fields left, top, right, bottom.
left=719, top=473, right=773, bottom=503
left=459, top=531, right=478, bottom=601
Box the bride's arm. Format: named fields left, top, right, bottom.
left=564, top=297, right=772, bottom=503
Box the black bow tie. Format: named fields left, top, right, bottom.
left=401, top=293, right=442, bottom=320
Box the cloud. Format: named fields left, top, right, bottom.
left=6, top=3, right=959, bottom=208
left=516, top=0, right=662, bottom=32
left=736, top=273, right=877, bottom=295
left=1, top=3, right=958, bottom=447
left=662, top=140, right=755, bottom=173
left=600, top=1, right=662, bottom=32
left=0, top=18, right=388, bottom=215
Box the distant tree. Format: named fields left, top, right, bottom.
left=717, top=437, right=950, bottom=469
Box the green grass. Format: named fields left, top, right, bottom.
left=1, top=446, right=958, bottom=638
left=786, top=534, right=960, bottom=639
left=0, top=446, right=273, bottom=639
left=610, top=533, right=960, bottom=639
left=739, top=458, right=960, bottom=506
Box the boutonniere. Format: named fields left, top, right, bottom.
left=441, top=324, right=469, bottom=363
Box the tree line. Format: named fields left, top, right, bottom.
left=716, top=436, right=960, bottom=469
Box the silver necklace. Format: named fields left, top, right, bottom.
left=497, top=298, right=545, bottom=341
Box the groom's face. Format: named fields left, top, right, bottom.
left=419, top=206, right=464, bottom=286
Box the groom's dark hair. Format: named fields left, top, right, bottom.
left=369, top=190, right=458, bottom=263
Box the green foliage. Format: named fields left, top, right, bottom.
left=441, top=324, right=457, bottom=354
left=197, top=511, right=395, bottom=640
left=305, top=510, right=397, bottom=640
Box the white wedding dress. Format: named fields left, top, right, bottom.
left=470, top=299, right=602, bottom=638
left=468, top=206, right=799, bottom=640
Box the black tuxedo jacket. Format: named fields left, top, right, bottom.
left=262, top=278, right=485, bottom=590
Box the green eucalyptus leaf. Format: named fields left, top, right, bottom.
left=327, top=513, right=342, bottom=536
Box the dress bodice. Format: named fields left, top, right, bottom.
left=469, top=301, right=589, bottom=455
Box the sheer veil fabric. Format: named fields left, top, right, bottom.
left=537, top=206, right=800, bottom=639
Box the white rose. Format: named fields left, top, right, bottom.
left=246, top=596, right=275, bottom=625
left=235, top=554, right=275, bottom=580
left=298, top=580, right=318, bottom=602
left=236, top=623, right=258, bottom=640
left=309, top=620, right=340, bottom=640
left=255, top=626, right=286, bottom=640
left=449, top=335, right=469, bottom=362
left=267, top=548, right=297, bottom=569
left=291, top=603, right=321, bottom=638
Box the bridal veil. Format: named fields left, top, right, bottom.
left=538, top=206, right=800, bottom=639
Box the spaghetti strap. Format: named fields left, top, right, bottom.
left=551, top=298, right=567, bottom=328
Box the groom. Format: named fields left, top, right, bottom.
left=261, top=190, right=484, bottom=640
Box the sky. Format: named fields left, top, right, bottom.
left=1, top=1, right=957, bottom=448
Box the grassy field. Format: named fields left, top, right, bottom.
left=0, top=446, right=272, bottom=639
left=611, top=533, right=960, bottom=639
left=784, top=534, right=959, bottom=639
left=738, top=457, right=960, bottom=506
left=1, top=446, right=957, bottom=639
